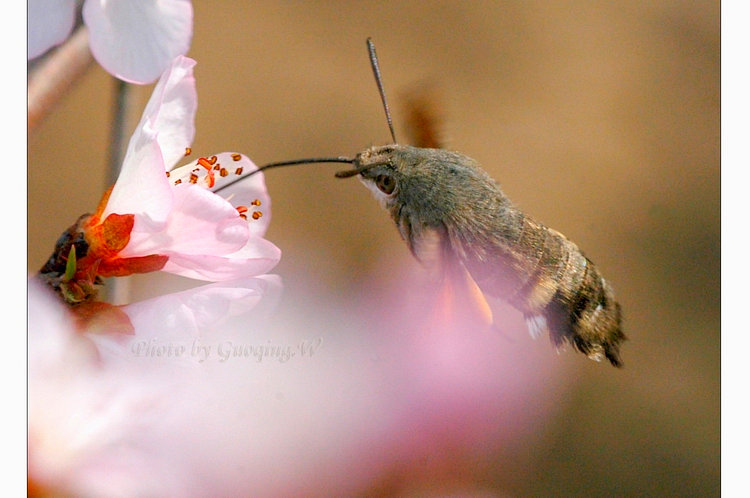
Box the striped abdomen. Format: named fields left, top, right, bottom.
left=462, top=210, right=626, bottom=367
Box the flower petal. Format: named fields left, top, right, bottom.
left=104, top=120, right=174, bottom=225
left=136, top=55, right=197, bottom=169
left=170, top=153, right=273, bottom=237
left=27, top=0, right=77, bottom=60
left=105, top=56, right=197, bottom=224
left=162, top=237, right=281, bottom=281
left=82, top=0, right=193, bottom=84
left=213, top=154, right=273, bottom=237
left=122, top=183, right=250, bottom=257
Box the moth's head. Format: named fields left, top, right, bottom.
left=348, top=145, right=405, bottom=204
left=336, top=144, right=494, bottom=227
left=335, top=144, right=434, bottom=210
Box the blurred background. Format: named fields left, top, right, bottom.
left=28, top=1, right=719, bottom=496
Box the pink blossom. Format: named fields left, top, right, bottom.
left=28, top=280, right=197, bottom=496
left=27, top=0, right=193, bottom=84
left=77, top=55, right=280, bottom=284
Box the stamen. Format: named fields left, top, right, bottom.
left=197, top=157, right=212, bottom=170
left=165, top=171, right=171, bottom=177
left=185, top=147, right=192, bottom=156
left=251, top=211, right=262, bottom=220
left=231, top=153, right=242, bottom=161
left=236, top=206, right=248, bottom=214
left=205, top=171, right=215, bottom=188
left=220, top=168, right=229, bottom=177
left=189, top=173, right=198, bottom=184
left=250, top=199, right=261, bottom=206
left=235, top=167, right=244, bottom=175
left=209, top=155, right=218, bottom=165
left=174, top=179, right=182, bottom=185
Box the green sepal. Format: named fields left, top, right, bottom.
left=63, top=245, right=77, bottom=282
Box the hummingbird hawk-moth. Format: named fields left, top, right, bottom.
left=237, top=39, right=626, bottom=367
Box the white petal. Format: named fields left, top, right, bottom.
left=104, top=120, right=174, bottom=225
left=136, top=55, right=197, bottom=169
left=122, top=183, right=249, bottom=257
left=83, top=0, right=193, bottom=84
left=27, top=0, right=77, bottom=59
left=107, top=54, right=197, bottom=224
left=171, top=153, right=273, bottom=237
left=161, top=237, right=281, bottom=281
left=212, top=153, right=273, bottom=237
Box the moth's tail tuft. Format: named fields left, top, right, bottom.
left=543, top=278, right=626, bottom=368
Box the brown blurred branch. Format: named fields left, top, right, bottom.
left=28, top=27, right=94, bottom=131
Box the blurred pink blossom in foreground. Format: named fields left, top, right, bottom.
left=27, top=0, right=194, bottom=84
left=29, top=257, right=569, bottom=495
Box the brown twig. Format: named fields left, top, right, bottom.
left=28, top=27, right=94, bottom=131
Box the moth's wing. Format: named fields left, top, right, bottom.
left=411, top=227, right=493, bottom=330
left=444, top=226, right=534, bottom=337
left=400, top=82, right=447, bottom=149
left=441, top=259, right=494, bottom=330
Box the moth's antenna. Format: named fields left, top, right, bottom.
left=214, top=39, right=396, bottom=192
left=367, top=38, right=397, bottom=144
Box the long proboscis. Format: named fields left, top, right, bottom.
left=213, top=157, right=354, bottom=193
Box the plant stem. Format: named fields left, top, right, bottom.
left=103, top=78, right=134, bottom=304
left=28, top=27, right=94, bottom=131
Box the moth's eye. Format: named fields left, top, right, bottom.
left=375, top=174, right=396, bottom=194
